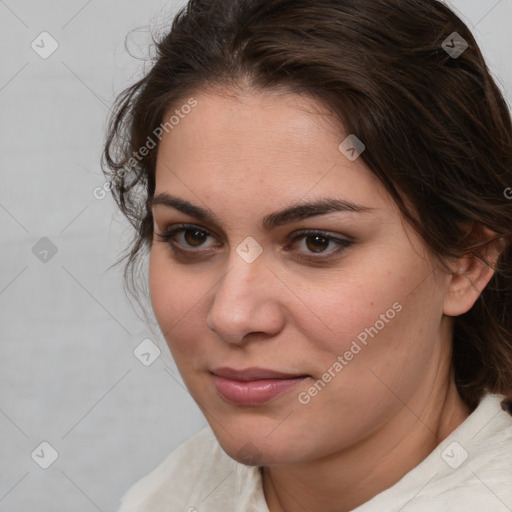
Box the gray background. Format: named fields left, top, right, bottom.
left=0, top=1, right=511, bottom=510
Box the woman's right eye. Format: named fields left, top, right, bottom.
left=154, top=224, right=219, bottom=254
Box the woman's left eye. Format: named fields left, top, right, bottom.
left=289, top=231, right=352, bottom=258
left=154, top=224, right=352, bottom=259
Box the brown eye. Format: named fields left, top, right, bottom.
left=305, top=235, right=330, bottom=253
left=153, top=224, right=217, bottom=252
left=287, top=230, right=353, bottom=260
left=184, top=229, right=208, bottom=247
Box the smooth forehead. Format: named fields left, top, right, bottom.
left=153, top=87, right=392, bottom=213
left=161, top=86, right=343, bottom=155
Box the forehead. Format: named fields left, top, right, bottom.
left=154, top=88, right=391, bottom=213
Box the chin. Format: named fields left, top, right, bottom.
left=212, top=427, right=304, bottom=466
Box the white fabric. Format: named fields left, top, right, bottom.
left=117, top=393, right=512, bottom=511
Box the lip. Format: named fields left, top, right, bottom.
left=211, top=367, right=309, bottom=406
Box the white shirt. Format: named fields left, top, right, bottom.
left=117, top=393, right=512, bottom=511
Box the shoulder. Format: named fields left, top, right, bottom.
left=355, top=394, right=512, bottom=512
left=430, top=395, right=512, bottom=507
left=116, top=427, right=230, bottom=512
left=412, top=394, right=512, bottom=510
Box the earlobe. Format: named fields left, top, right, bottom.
left=443, top=233, right=506, bottom=317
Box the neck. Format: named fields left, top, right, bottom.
left=262, top=369, right=472, bottom=512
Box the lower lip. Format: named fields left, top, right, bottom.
left=212, top=375, right=308, bottom=406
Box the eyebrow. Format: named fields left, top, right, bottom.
left=148, top=192, right=374, bottom=230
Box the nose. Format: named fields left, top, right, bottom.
left=206, top=250, right=286, bottom=346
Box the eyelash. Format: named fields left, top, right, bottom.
left=154, top=223, right=353, bottom=261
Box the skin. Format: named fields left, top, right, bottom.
left=148, top=87, right=499, bottom=512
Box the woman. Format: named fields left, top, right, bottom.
left=103, top=0, right=512, bottom=510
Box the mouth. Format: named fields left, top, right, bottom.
left=210, top=367, right=310, bottom=406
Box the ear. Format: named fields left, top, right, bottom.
left=443, top=227, right=506, bottom=317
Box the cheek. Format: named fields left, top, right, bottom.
left=149, top=250, right=189, bottom=339
left=148, top=248, right=211, bottom=358
left=293, top=258, right=438, bottom=386
left=288, top=264, right=406, bottom=360
left=148, top=249, right=173, bottom=328
left=303, top=271, right=444, bottom=407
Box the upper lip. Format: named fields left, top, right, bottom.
left=211, top=367, right=307, bottom=381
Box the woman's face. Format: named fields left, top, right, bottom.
left=149, top=88, right=454, bottom=465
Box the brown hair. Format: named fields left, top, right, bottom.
left=102, top=0, right=512, bottom=409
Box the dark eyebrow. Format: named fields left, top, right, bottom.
left=149, top=192, right=374, bottom=230
left=262, top=197, right=373, bottom=230
left=149, top=193, right=223, bottom=226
